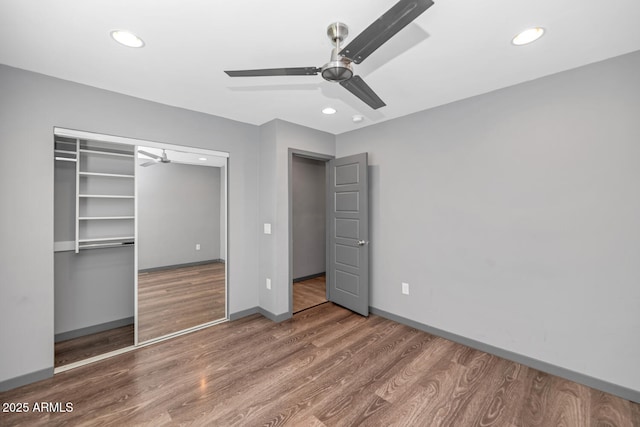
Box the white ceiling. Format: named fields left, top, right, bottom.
left=1, top=0, right=639, bottom=135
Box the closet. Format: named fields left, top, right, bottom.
left=53, top=127, right=228, bottom=369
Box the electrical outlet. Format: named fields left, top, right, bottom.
left=266, top=278, right=271, bottom=290
left=195, top=244, right=201, bottom=251
left=402, top=282, right=409, bottom=295
left=264, top=223, right=272, bottom=234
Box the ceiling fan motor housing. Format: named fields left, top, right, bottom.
left=321, top=55, right=353, bottom=82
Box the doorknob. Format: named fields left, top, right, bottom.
left=357, top=240, right=368, bottom=246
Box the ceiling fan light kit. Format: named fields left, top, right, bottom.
left=224, top=0, right=435, bottom=110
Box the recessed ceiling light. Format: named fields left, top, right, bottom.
left=352, top=115, right=364, bottom=123
left=322, top=107, right=337, bottom=115
left=199, top=157, right=207, bottom=161
left=512, top=27, right=545, bottom=46
left=110, top=30, right=145, bottom=48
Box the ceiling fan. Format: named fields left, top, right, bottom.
left=138, top=149, right=171, bottom=167
left=224, top=0, right=435, bottom=110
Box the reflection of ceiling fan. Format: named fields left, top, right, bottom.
left=139, top=149, right=171, bottom=167
left=225, top=0, right=434, bottom=110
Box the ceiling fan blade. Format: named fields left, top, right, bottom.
left=339, top=0, right=434, bottom=64
left=140, top=160, right=158, bottom=167
left=340, top=75, right=386, bottom=109
left=138, top=149, right=162, bottom=160
left=225, top=67, right=321, bottom=77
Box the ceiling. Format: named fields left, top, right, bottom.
left=1, top=1, right=639, bottom=135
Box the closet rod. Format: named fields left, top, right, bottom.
left=79, top=241, right=135, bottom=250
left=55, top=157, right=77, bottom=162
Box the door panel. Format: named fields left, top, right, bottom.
left=336, top=244, right=359, bottom=268
left=335, top=218, right=359, bottom=239
left=335, top=162, right=360, bottom=184
left=328, top=153, right=369, bottom=316
left=335, top=192, right=359, bottom=212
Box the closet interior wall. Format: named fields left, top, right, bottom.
left=54, top=136, right=134, bottom=341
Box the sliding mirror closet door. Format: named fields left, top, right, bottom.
left=136, top=147, right=227, bottom=343
left=54, top=127, right=229, bottom=366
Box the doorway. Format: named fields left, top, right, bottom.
left=289, top=150, right=333, bottom=314
left=289, top=150, right=370, bottom=317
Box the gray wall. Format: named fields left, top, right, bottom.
left=0, top=64, right=259, bottom=387
left=258, top=120, right=335, bottom=317
left=54, top=249, right=134, bottom=335
left=138, top=162, right=221, bottom=270
left=336, top=51, right=640, bottom=393
left=54, top=160, right=75, bottom=243
left=292, top=156, right=326, bottom=279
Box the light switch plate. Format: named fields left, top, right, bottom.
left=264, top=223, right=272, bottom=234
left=402, top=282, right=409, bottom=295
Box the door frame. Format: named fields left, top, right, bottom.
left=288, top=148, right=334, bottom=316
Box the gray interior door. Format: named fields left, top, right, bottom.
left=327, top=153, right=369, bottom=316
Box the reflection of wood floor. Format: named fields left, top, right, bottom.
left=293, top=274, right=327, bottom=313
left=54, top=325, right=133, bottom=368
left=4, top=303, right=638, bottom=426
left=138, top=261, right=226, bottom=342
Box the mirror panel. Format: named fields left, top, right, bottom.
left=136, top=146, right=227, bottom=343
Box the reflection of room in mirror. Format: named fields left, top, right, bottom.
left=136, top=155, right=227, bottom=343
left=137, top=146, right=227, bottom=168
left=137, top=261, right=225, bottom=342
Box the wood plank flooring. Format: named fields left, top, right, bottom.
left=1, top=303, right=638, bottom=426
left=293, top=274, right=327, bottom=313
left=54, top=325, right=133, bottom=368
left=137, top=261, right=226, bottom=342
